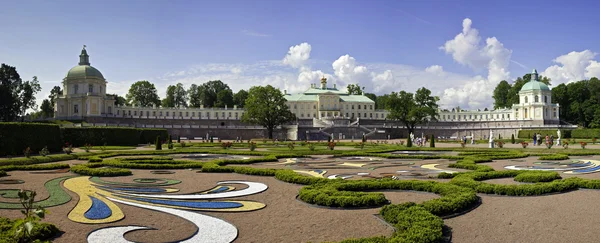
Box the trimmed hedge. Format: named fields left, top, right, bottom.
left=538, top=154, right=569, bottom=160
left=0, top=163, right=69, bottom=172
left=0, top=154, right=77, bottom=166
left=70, top=164, right=133, bottom=176
left=0, top=217, right=61, bottom=243
left=62, top=127, right=168, bottom=146
left=518, top=129, right=571, bottom=139
left=0, top=122, right=62, bottom=156
left=571, top=129, right=600, bottom=139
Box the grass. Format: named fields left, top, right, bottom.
left=89, top=146, right=136, bottom=150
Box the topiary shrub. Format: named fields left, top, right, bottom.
left=430, top=135, right=435, bottom=148
left=511, top=134, right=515, bottom=144
left=155, top=136, right=162, bottom=150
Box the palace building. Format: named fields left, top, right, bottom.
left=53, top=47, right=570, bottom=140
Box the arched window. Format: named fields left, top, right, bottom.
left=524, top=108, right=528, bottom=118
left=74, top=85, right=79, bottom=94
left=535, top=95, right=539, bottom=102
left=89, top=84, right=93, bottom=93
left=525, top=96, right=528, bottom=103
left=544, top=96, right=548, bottom=103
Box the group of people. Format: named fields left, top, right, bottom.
left=532, top=133, right=554, bottom=146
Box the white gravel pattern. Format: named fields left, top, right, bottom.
left=119, top=181, right=268, bottom=199
left=91, top=196, right=238, bottom=243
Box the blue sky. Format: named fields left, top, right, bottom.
left=2, top=0, right=600, bottom=109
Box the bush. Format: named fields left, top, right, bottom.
left=538, top=154, right=569, bottom=160
left=430, top=135, right=435, bottom=148
left=511, top=134, right=515, bottom=144
left=62, top=127, right=168, bottom=146
left=0, top=217, right=60, bottom=243
left=155, top=136, right=162, bottom=150
left=71, top=164, right=132, bottom=176
left=514, top=171, right=561, bottom=183
left=0, top=122, right=62, bottom=156
left=519, top=129, right=571, bottom=139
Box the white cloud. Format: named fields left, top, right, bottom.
left=542, top=50, right=600, bottom=84
left=438, top=18, right=512, bottom=109
left=425, top=65, right=444, bottom=75
left=282, top=42, right=311, bottom=68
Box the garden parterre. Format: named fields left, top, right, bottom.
left=5, top=142, right=600, bottom=242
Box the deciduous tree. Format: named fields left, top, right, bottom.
left=125, top=80, right=161, bottom=107
left=385, top=87, right=439, bottom=135
left=242, top=85, right=295, bottom=139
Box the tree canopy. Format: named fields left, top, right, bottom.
left=49, top=86, right=62, bottom=107
left=242, top=85, right=295, bottom=139
left=385, top=87, right=439, bottom=134
left=0, top=64, right=42, bottom=121
left=233, top=89, right=248, bottom=108
left=492, top=80, right=511, bottom=109
left=187, top=84, right=202, bottom=107
left=162, top=83, right=188, bottom=108
left=347, top=84, right=364, bottom=95
left=196, top=80, right=232, bottom=108
left=126, top=80, right=161, bottom=107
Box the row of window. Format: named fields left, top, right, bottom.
left=291, top=103, right=374, bottom=110
left=117, top=110, right=242, bottom=118
left=441, top=113, right=511, bottom=120
left=72, top=84, right=102, bottom=94
left=524, top=95, right=548, bottom=103
left=297, top=112, right=386, bottom=119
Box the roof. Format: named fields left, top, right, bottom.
left=521, top=81, right=550, bottom=91
left=303, top=88, right=347, bottom=95
left=284, top=94, right=317, bottom=102
left=340, top=95, right=375, bottom=103
left=65, top=65, right=105, bottom=79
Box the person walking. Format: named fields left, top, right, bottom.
left=533, top=133, right=537, bottom=146
left=537, top=134, right=542, bottom=146
left=545, top=135, right=549, bottom=146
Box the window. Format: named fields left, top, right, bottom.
left=370, top=113, right=372, bottom=118
left=525, top=96, right=528, bottom=103
left=553, top=109, right=557, bottom=118
left=352, top=105, right=354, bottom=109
left=117, top=110, right=120, bottom=115
left=545, top=96, right=548, bottom=103
left=502, top=114, right=504, bottom=119
left=222, top=112, right=225, bottom=117
left=507, top=114, right=510, bottom=119
left=535, top=95, right=539, bottom=102
left=159, top=111, right=162, bottom=116
left=128, top=110, right=131, bottom=116
left=524, top=108, right=528, bottom=118
left=453, top=115, right=456, bottom=119
left=352, top=113, right=355, bottom=118
left=206, top=112, right=210, bottom=118
left=74, top=85, right=79, bottom=94
left=370, top=105, right=373, bottom=110
left=89, top=84, right=93, bottom=93
left=192, top=112, right=195, bottom=117
left=314, top=105, right=316, bottom=109
left=294, top=104, right=297, bottom=109
left=153, top=111, right=156, bottom=116
left=364, top=113, right=367, bottom=118
left=376, top=113, right=379, bottom=118
left=134, top=111, right=138, bottom=116
left=313, top=113, right=316, bottom=117
left=74, top=105, right=79, bottom=113
left=469, top=115, right=472, bottom=119
left=146, top=111, right=149, bottom=116
left=358, top=105, right=361, bottom=109
left=301, top=114, right=304, bottom=117
left=186, top=112, right=189, bottom=117
left=166, top=111, right=169, bottom=116
left=228, top=112, right=231, bottom=117
left=235, top=112, right=238, bottom=118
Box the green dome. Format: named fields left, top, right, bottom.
left=521, top=81, right=550, bottom=91
left=65, top=65, right=104, bottom=79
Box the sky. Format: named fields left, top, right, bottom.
left=2, top=0, right=600, bottom=110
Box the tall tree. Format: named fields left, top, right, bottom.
left=492, top=80, right=511, bottom=109
left=40, top=99, right=53, bottom=118
left=48, top=86, right=62, bottom=106
left=0, top=64, right=22, bottom=121
left=385, top=87, right=439, bottom=135
left=18, top=76, right=41, bottom=120
left=364, top=93, right=377, bottom=107
left=200, top=80, right=231, bottom=107
left=109, top=94, right=127, bottom=106
left=125, top=80, right=161, bottom=107
left=233, top=89, right=248, bottom=108
left=162, top=83, right=188, bottom=108
left=376, top=94, right=389, bottom=110
left=551, top=83, right=569, bottom=120
left=216, top=89, right=234, bottom=108
left=187, top=84, right=203, bottom=107
left=346, top=84, right=364, bottom=95
left=242, top=85, right=295, bottom=139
